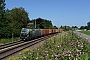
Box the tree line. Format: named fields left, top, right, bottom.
left=79, top=22, right=90, bottom=30
left=28, top=18, right=58, bottom=29
left=60, top=22, right=90, bottom=31
left=0, top=0, right=57, bottom=38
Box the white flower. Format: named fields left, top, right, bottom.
left=38, top=49, right=39, bottom=50
left=30, top=53, right=32, bottom=54
left=60, top=45, right=61, bottom=47
left=76, top=49, right=80, bottom=52
left=80, top=45, right=83, bottom=48
left=47, top=54, right=48, bottom=56
left=23, top=56, right=26, bottom=59
left=68, top=54, right=71, bottom=56
left=57, top=46, right=59, bottom=47
left=36, top=57, right=38, bottom=59
left=82, top=52, right=85, bottom=54
left=80, top=52, right=81, bottom=54
left=70, top=51, right=71, bottom=53
left=74, top=58, right=78, bottom=60
left=51, top=55, right=54, bottom=57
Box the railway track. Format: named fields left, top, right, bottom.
left=0, top=34, right=57, bottom=60
left=0, top=40, right=24, bottom=50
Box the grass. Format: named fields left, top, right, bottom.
left=80, top=31, right=90, bottom=36
left=0, top=37, right=20, bottom=44
left=8, top=31, right=90, bottom=60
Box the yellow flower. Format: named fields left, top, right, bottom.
left=48, top=37, right=52, bottom=40
left=8, top=56, right=16, bottom=60
left=22, top=48, right=30, bottom=54
left=53, top=36, right=56, bottom=38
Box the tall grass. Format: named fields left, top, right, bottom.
left=0, top=37, right=20, bottom=44
left=80, top=31, right=90, bottom=36
left=8, top=31, right=90, bottom=60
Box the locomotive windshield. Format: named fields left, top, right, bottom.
left=21, top=28, right=29, bottom=34
left=21, top=29, right=27, bottom=32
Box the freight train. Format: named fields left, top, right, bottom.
left=20, top=28, right=62, bottom=41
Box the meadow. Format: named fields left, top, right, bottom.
left=8, top=31, right=90, bottom=60
left=0, top=37, right=20, bottom=44
left=80, top=31, right=90, bottom=36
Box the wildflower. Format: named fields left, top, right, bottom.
left=80, top=52, right=81, bottom=54
left=45, top=50, right=48, bottom=53
left=60, top=45, right=61, bottom=47
left=76, top=49, right=81, bottom=53
left=51, top=50, right=53, bottom=52
left=78, top=44, right=83, bottom=48
left=47, top=54, right=48, bottom=56
left=39, top=56, right=44, bottom=59
left=78, top=37, right=80, bottom=38
left=53, top=36, right=56, bottom=38
left=22, top=48, right=30, bottom=54
left=52, top=41, right=54, bottom=44
left=54, top=54, right=61, bottom=58
left=8, top=56, right=15, bottom=60
left=36, top=57, right=38, bottom=59
left=70, top=51, right=71, bottom=53
left=82, top=52, right=85, bottom=54
left=38, top=49, right=39, bottom=51
left=74, top=58, right=78, bottom=60
left=51, top=54, right=54, bottom=57
left=28, top=52, right=31, bottom=55
left=23, top=56, right=26, bottom=59
left=75, top=53, right=79, bottom=56
left=45, top=56, right=48, bottom=60
left=80, top=45, right=83, bottom=48
left=63, top=53, right=67, bottom=56
left=57, top=46, right=59, bottom=48
left=78, top=44, right=80, bottom=47
left=67, top=54, right=71, bottom=56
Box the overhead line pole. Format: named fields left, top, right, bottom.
left=35, top=20, right=36, bottom=28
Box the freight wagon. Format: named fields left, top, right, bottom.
left=20, top=28, right=62, bottom=41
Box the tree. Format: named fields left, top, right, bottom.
left=30, top=18, right=53, bottom=29
left=62, top=26, right=70, bottom=31
left=10, top=7, right=30, bottom=28
left=53, top=26, right=58, bottom=29
left=0, top=0, right=6, bottom=38
left=80, top=26, right=85, bottom=29
left=36, top=18, right=43, bottom=28
left=87, top=22, right=90, bottom=30
left=0, top=0, right=6, bottom=26
left=8, top=7, right=30, bottom=37
left=0, top=7, right=30, bottom=38
left=72, top=26, right=78, bottom=28
left=60, top=25, right=63, bottom=29
left=84, top=26, right=87, bottom=29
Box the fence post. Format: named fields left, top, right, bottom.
left=12, top=33, right=14, bottom=42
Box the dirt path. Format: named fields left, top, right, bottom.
left=73, top=31, right=90, bottom=43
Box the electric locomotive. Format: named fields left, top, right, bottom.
left=20, top=28, right=41, bottom=40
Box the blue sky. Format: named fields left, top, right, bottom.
left=5, top=0, right=90, bottom=27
